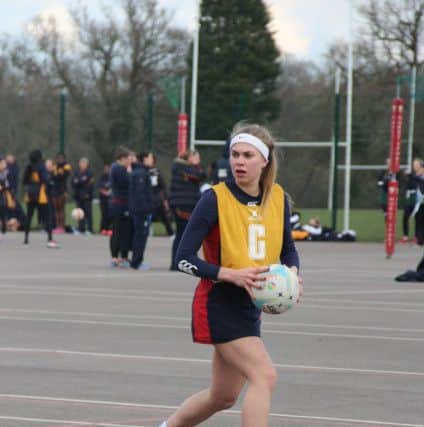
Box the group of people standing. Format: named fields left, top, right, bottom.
left=108, top=146, right=206, bottom=270
left=378, top=157, right=424, bottom=245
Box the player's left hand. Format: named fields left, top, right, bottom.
left=289, top=266, right=303, bottom=303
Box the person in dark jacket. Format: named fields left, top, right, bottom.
left=377, top=158, right=391, bottom=221
left=211, top=139, right=233, bottom=184
left=395, top=249, right=424, bottom=282
left=141, top=152, right=174, bottom=237
left=51, top=153, right=72, bottom=234
left=98, top=164, right=112, bottom=235
left=5, top=154, right=19, bottom=195
left=109, top=146, right=133, bottom=267
left=72, top=157, right=94, bottom=234
left=45, top=159, right=58, bottom=231
left=0, top=156, right=10, bottom=235
left=169, top=149, right=206, bottom=270
left=411, top=161, right=424, bottom=246
left=22, top=150, right=59, bottom=248
left=129, top=154, right=153, bottom=270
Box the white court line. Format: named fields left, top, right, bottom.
left=3, top=289, right=424, bottom=314
left=3, top=284, right=424, bottom=307
left=0, top=315, right=424, bottom=342
left=0, top=284, right=193, bottom=297
left=3, top=285, right=424, bottom=311
left=0, top=394, right=422, bottom=427
left=311, top=289, right=424, bottom=296
left=1, top=346, right=423, bottom=377
left=0, top=416, right=144, bottom=427
left=0, top=272, right=177, bottom=280
left=0, top=290, right=190, bottom=302
left=2, top=309, right=424, bottom=333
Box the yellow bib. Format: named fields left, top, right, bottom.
left=213, top=182, right=284, bottom=269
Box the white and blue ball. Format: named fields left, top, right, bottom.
left=252, top=264, right=299, bottom=314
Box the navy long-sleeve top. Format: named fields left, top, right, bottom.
left=176, top=181, right=300, bottom=280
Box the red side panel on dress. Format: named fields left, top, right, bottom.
left=192, top=225, right=220, bottom=343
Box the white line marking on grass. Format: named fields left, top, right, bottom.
left=1, top=346, right=424, bottom=377
left=1, top=315, right=424, bottom=342
left=0, top=394, right=422, bottom=427
left=0, top=416, right=145, bottom=427
left=1, top=309, right=424, bottom=333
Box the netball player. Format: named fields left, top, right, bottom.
left=159, top=124, right=303, bottom=427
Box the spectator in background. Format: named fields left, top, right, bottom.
left=45, top=158, right=57, bottom=231
left=395, top=250, right=424, bottom=282
left=72, top=157, right=94, bottom=234
left=412, top=159, right=424, bottom=246
left=211, top=139, right=233, bottom=184
left=129, top=153, right=153, bottom=270
left=0, top=156, right=11, bottom=235
left=169, top=149, right=206, bottom=270
left=5, top=154, right=19, bottom=195
left=51, top=153, right=72, bottom=234
left=399, top=158, right=422, bottom=243
left=109, top=146, right=133, bottom=268
left=140, top=152, right=174, bottom=237
left=377, top=158, right=391, bottom=221
left=22, top=150, right=59, bottom=248
left=98, top=164, right=112, bottom=235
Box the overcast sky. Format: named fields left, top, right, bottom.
left=0, top=0, right=363, bottom=62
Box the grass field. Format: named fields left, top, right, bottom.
left=63, top=202, right=409, bottom=242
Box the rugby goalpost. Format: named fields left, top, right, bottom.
left=188, top=0, right=354, bottom=231
left=187, top=0, right=413, bottom=233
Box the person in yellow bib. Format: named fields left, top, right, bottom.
left=159, top=124, right=303, bottom=427
left=22, top=150, right=59, bottom=248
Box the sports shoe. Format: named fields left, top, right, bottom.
left=85, top=231, right=93, bottom=236
left=132, top=263, right=150, bottom=271
left=398, top=236, right=409, bottom=244
left=109, top=259, right=120, bottom=268
left=47, top=240, right=60, bottom=249
left=119, top=259, right=130, bottom=269
left=100, top=229, right=108, bottom=236
left=107, top=230, right=113, bottom=236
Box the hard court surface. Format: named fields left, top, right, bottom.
left=0, top=232, right=423, bottom=427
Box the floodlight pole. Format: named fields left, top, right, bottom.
left=344, top=0, right=354, bottom=232
left=190, top=0, right=200, bottom=150
left=331, top=68, right=341, bottom=231
left=59, top=89, right=67, bottom=154
left=407, top=64, right=416, bottom=168
left=181, top=76, right=187, bottom=114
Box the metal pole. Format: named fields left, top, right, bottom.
left=180, top=76, right=187, bottom=114
left=407, top=65, right=416, bottom=168
left=147, top=93, right=154, bottom=150
left=344, top=0, right=353, bottom=232
left=59, top=89, right=66, bottom=154
left=396, top=76, right=401, bottom=98
left=189, top=0, right=200, bottom=150
left=331, top=68, right=341, bottom=230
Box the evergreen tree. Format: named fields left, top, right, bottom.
left=190, top=0, right=281, bottom=140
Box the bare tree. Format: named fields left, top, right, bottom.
left=7, top=0, right=189, bottom=162
left=359, top=0, right=424, bottom=69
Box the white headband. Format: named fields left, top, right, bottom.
left=230, top=133, right=269, bottom=160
